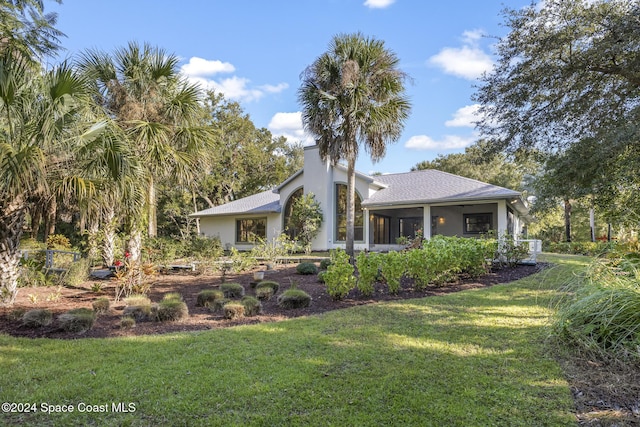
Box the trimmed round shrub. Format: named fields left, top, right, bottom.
left=92, top=297, right=110, bottom=315
left=223, top=302, right=245, bottom=319
left=319, top=258, right=331, bottom=270
left=58, top=308, right=96, bottom=333
left=196, top=289, right=224, bottom=307
left=124, top=294, right=151, bottom=307
left=277, top=289, right=311, bottom=309
left=242, top=296, right=262, bottom=316
left=211, top=298, right=230, bottom=312
left=21, top=309, right=53, bottom=328
left=122, top=304, right=152, bottom=322
left=162, top=292, right=183, bottom=301
left=156, top=299, right=189, bottom=322
left=220, top=282, right=245, bottom=298
left=256, top=280, right=280, bottom=294
left=296, top=262, right=318, bottom=275
left=120, top=316, right=136, bottom=329
left=255, top=287, right=274, bottom=301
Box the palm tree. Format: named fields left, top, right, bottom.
left=298, top=32, right=411, bottom=258
left=77, top=42, right=211, bottom=240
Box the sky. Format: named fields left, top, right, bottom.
left=49, top=0, right=532, bottom=175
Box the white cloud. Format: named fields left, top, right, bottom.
left=428, top=29, right=494, bottom=80
left=445, top=104, right=480, bottom=128
left=364, top=0, right=395, bottom=8
left=181, top=57, right=289, bottom=103
left=404, top=134, right=474, bottom=151
left=268, top=112, right=315, bottom=145
left=180, top=57, right=235, bottom=76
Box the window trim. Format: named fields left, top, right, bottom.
left=463, top=213, right=493, bottom=235
left=235, top=217, right=267, bottom=244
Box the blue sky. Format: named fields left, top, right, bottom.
left=50, top=0, right=531, bottom=174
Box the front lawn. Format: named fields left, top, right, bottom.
left=0, top=255, right=588, bottom=426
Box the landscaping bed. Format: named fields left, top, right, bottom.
left=0, top=262, right=542, bottom=340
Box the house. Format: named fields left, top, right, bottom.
left=190, top=145, right=530, bottom=251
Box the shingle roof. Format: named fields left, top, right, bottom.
left=190, top=190, right=281, bottom=217
left=361, top=169, right=522, bottom=207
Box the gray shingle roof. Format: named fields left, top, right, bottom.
left=191, top=190, right=281, bottom=217
left=361, top=169, right=521, bottom=207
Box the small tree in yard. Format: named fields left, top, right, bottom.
left=288, top=193, right=323, bottom=255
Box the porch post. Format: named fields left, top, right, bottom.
left=497, top=200, right=507, bottom=236
left=363, top=208, right=370, bottom=249
left=423, top=205, right=431, bottom=240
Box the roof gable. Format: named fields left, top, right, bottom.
left=191, top=190, right=281, bottom=217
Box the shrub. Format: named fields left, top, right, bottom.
left=317, top=271, right=327, bottom=283
left=256, top=280, right=280, bottom=294
left=196, top=289, right=224, bottom=307
left=277, top=289, right=311, bottom=309
left=405, top=248, right=430, bottom=290
left=324, top=249, right=356, bottom=300
left=255, top=287, right=274, bottom=301
left=21, top=309, right=53, bottom=328
left=355, top=252, right=381, bottom=296
left=58, top=308, right=96, bottom=333
left=296, top=262, right=318, bottom=275
left=46, top=234, right=71, bottom=250
left=319, top=258, right=331, bottom=270
left=380, top=251, right=405, bottom=294
left=223, top=302, right=245, bottom=319
left=211, top=298, right=230, bottom=311
left=156, top=299, right=189, bottom=322
left=92, top=297, right=110, bottom=315
left=124, top=294, right=151, bottom=307
left=241, top=296, right=262, bottom=316
left=162, top=292, right=183, bottom=301
left=188, top=235, right=224, bottom=260
left=220, top=282, right=245, bottom=298
left=63, top=258, right=91, bottom=287
left=122, top=304, right=152, bottom=322
left=120, top=316, right=136, bottom=329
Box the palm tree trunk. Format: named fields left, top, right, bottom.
left=147, top=176, right=157, bottom=238
left=44, top=195, right=57, bottom=242
left=102, top=206, right=117, bottom=266
left=127, top=227, right=142, bottom=262
left=0, top=198, right=26, bottom=305
left=346, top=157, right=356, bottom=260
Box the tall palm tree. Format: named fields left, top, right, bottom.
left=298, top=33, right=411, bottom=258
left=77, top=42, right=211, bottom=240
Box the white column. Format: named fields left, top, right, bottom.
left=423, top=205, right=431, bottom=239
left=497, top=200, right=507, bottom=236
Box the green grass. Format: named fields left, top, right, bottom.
left=0, top=254, right=588, bottom=426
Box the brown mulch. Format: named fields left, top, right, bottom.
left=1, top=261, right=638, bottom=426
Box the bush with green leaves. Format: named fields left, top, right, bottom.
left=256, top=280, right=280, bottom=294
left=92, top=297, right=110, bottom=315
left=277, top=289, right=311, bottom=309
left=120, top=316, right=136, bottom=329
left=405, top=248, right=430, bottom=290
left=58, top=308, right=96, bottom=333
left=211, top=298, right=231, bottom=311
left=317, top=271, right=327, bottom=283
left=196, top=289, right=224, bottom=307
left=380, top=251, right=405, bottom=294
left=319, top=258, right=331, bottom=270
left=21, top=309, right=53, bottom=328
left=63, top=258, right=90, bottom=287
left=157, top=295, right=189, bottom=322
left=124, top=294, right=151, bottom=307
left=223, top=302, right=245, bottom=319
left=122, top=304, right=153, bottom=322
left=220, top=282, right=245, bottom=298
left=355, top=251, right=381, bottom=296
left=296, top=262, right=318, bottom=275
left=241, top=296, right=262, bottom=316
left=323, top=249, right=356, bottom=300
left=288, top=193, right=323, bottom=255
left=188, top=235, right=224, bottom=261
left=255, top=287, right=274, bottom=301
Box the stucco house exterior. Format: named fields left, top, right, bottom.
left=191, top=145, right=530, bottom=251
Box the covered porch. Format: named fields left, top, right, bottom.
left=365, top=200, right=517, bottom=252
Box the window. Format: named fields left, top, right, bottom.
left=283, top=187, right=303, bottom=239
left=463, top=213, right=492, bottom=234
left=335, top=184, right=363, bottom=241
left=373, top=214, right=390, bottom=244
left=236, top=218, right=267, bottom=243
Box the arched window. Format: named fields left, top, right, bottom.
left=335, top=184, right=363, bottom=241
left=283, top=187, right=303, bottom=239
